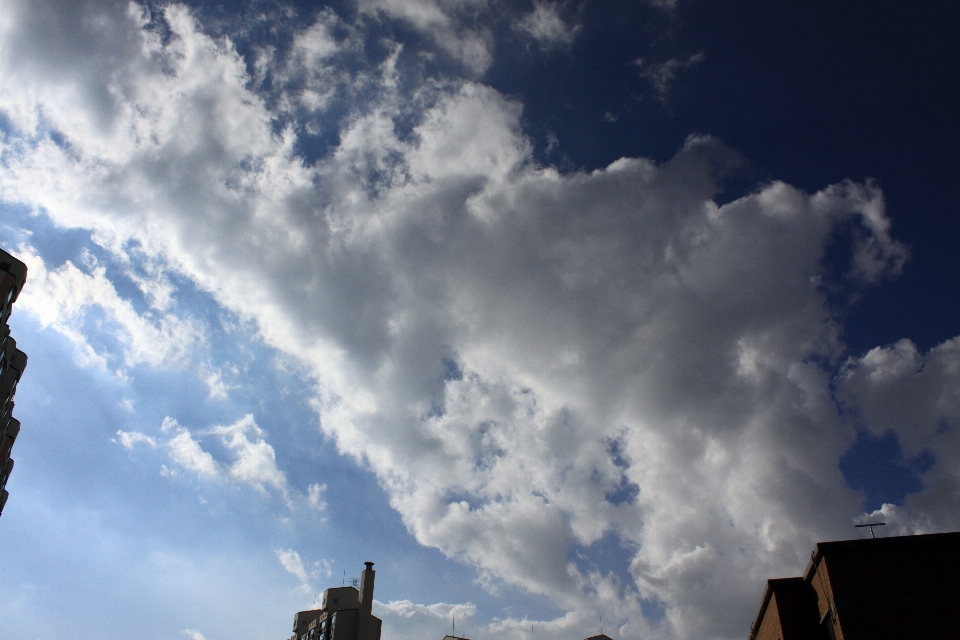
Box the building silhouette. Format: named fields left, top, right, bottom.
left=290, top=562, right=382, bottom=640
left=0, top=248, right=28, bottom=518
left=748, top=531, right=960, bottom=640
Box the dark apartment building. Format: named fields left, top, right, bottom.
left=748, top=531, right=960, bottom=640
left=440, top=632, right=611, bottom=640
left=0, top=248, right=28, bottom=518
left=289, top=562, right=382, bottom=640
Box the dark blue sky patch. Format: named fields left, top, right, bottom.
left=817, top=211, right=904, bottom=321
left=605, top=476, right=640, bottom=507
left=604, top=434, right=639, bottom=505
left=839, top=430, right=932, bottom=512
left=640, top=597, right=667, bottom=624
left=606, top=435, right=628, bottom=469
left=570, top=530, right=637, bottom=595
left=442, top=356, right=463, bottom=381
left=0, top=205, right=94, bottom=269
left=486, top=1, right=960, bottom=356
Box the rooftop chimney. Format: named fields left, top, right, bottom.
left=359, top=562, right=375, bottom=619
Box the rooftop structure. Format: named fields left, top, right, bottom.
left=748, top=531, right=960, bottom=640
left=0, top=247, right=28, bottom=519
left=289, top=562, right=381, bottom=640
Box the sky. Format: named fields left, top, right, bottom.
left=1, top=1, right=959, bottom=639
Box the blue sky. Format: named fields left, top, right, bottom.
left=1, top=2, right=958, bottom=640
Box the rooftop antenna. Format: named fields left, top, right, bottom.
left=452, top=613, right=455, bottom=637
left=855, top=522, right=886, bottom=538
left=600, top=616, right=602, bottom=636
left=343, top=570, right=345, bottom=586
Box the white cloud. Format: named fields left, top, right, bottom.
left=162, top=417, right=221, bottom=480
left=277, top=547, right=310, bottom=586
left=855, top=503, right=934, bottom=537
left=377, top=600, right=476, bottom=640
left=357, top=0, right=492, bottom=74
left=13, top=247, right=204, bottom=372
left=276, top=547, right=332, bottom=595
left=154, top=415, right=289, bottom=500
left=840, top=337, right=960, bottom=532
left=308, top=482, right=328, bottom=513
left=202, top=366, right=234, bottom=400
left=114, top=430, right=157, bottom=449
left=516, top=2, right=580, bottom=49
left=0, top=3, right=946, bottom=640
left=182, top=630, right=212, bottom=640
left=213, top=414, right=289, bottom=499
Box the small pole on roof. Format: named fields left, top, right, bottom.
left=452, top=613, right=455, bottom=637
left=855, top=522, right=886, bottom=538
left=600, top=616, right=602, bottom=635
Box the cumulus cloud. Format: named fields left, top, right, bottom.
left=377, top=600, right=476, bottom=640
left=855, top=503, right=934, bottom=536
left=841, top=337, right=960, bottom=532
left=0, top=2, right=947, bottom=639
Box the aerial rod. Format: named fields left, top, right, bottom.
left=855, top=522, right=886, bottom=538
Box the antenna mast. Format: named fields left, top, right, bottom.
left=855, top=522, right=886, bottom=538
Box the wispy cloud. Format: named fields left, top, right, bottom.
left=116, top=416, right=289, bottom=501
left=213, top=414, right=289, bottom=499
left=516, top=2, right=581, bottom=50
left=114, top=430, right=157, bottom=449
left=634, top=52, right=705, bottom=99
left=14, top=247, right=204, bottom=373
left=308, top=483, right=328, bottom=513
left=162, top=417, right=221, bottom=480
left=276, top=548, right=332, bottom=594
left=277, top=547, right=310, bottom=586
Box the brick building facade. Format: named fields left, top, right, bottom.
left=748, top=531, right=960, bottom=640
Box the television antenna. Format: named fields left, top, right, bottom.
left=855, top=522, right=886, bottom=538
